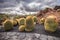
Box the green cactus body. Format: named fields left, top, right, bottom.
left=19, top=25, right=26, bottom=31
left=33, top=16, right=37, bottom=24
left=0, top=15, right=8, bottom=25
left=44, top=16, right=58, bottom=32
left=18, top=18, right=25, bottom=25
left=40, top=18, right=45, bottom=24
left=3, top=20, right=13, bottom=31
left=11, top=20, right=17, bottom=26
left=25, top=16, right=34, bottom=31
left=33, top=16, right=37, bottom=22
left=25, top=26, right=34, bottom=31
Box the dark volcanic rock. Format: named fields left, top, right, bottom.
left=54, top=6, right=60, bottom=10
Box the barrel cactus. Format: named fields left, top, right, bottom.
left=0, top=14, right=9, bottom=25
left=32, top=16, right=37, bottom=24
left=18, top=25, right=26, bottom=31
left=3, top=20, right=13, bottom=31
left=15, top=19, right=19, bottom=25
left=40, top=18, right=45, bottom=24
left=18, top=18, right=26, bottom=25
left=11, top=20, right=17, bottom=26
left=44, top=15, right=58, bottom=32
left=25, top=16, right=34, bottom=31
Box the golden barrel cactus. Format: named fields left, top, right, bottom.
left=25, top=16, right=34, bottom=31
left=11, top=20, right=17, bottom=26
left=44, top=15, right=58, bottom=32
left=0, top=14, right=9, bottom=25
left=18, top=25, right=26, bottom=32
left=15, top=19, right=19, bottom=25
left=40, top=18, right=45, bottom=24
left=18, top=18, right=26, bottom=25
left=32, top=16, right=37, bottom=24
left=3, top=20, right=13, bottom=31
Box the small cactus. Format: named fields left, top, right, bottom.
left=18, top=25, right=26, bottom=31
left=15, top=19, right=19, bottom=25
left=3, top=20, right=13, bottom=31
left=18, top=18, right=26, bottom=25
left=25, top=16, right=34, bottom=31
left=11, top=20, right=17, bottom=26
left=40, top=18, right=45, bottom=24
left=0, top=14, right=9, bottom=25
left=44, top=15, right=58, bottom=32
left=25, top=26, right=34, bottom=32
left=32, top=16, right=37, bottom=24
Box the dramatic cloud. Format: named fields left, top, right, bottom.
left=0, top=0, right=60, bottom=15
left=18, top=0, right=60, bottom=12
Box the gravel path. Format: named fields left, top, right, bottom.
left=0, top=24, right=60, bottom=40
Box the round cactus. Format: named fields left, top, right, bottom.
left=18, top=18, right=26, bottom=25
left=18, top=25, right=26, bottom=31
left=11, top=20, right=17, bottom=26
left=44, top=15, right=58, bottom=32
left=25, top=16, right=34, bottom=31
left=32, top=16, right=37, bottom=24
left=25, top=26, right=34, bottom=32
left=40, top=18, right=45, bottom=24
left=3, top=20, right=13, bottom=31
left=15, top=19, right=19, bottom=25
left=14, top=16, right=20, bottom=19
left=0, top=14, right=9, bottom=25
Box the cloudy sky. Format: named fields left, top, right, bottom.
left=0, top=0, right=60, bottom=12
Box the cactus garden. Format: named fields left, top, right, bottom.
left=0, top=10, right=60, bottom=40
left=0, top=1, right=60, bottom=39
left=0, top=11, right=60, bottom=33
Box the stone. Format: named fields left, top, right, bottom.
left=7, top=32, right=17, bottom=36
left=40, top=38, right=48, bottom=40
left=53, top=37, right=60, bottom=40
left=26, top=33, right=34, bottom=38
left=48, top=36, right=54, bottom=40
left=34, top=33, right=40, bottom=38
left=40, top=34, right=48, bottom=38
left=18, top=33, right=26, bottom=40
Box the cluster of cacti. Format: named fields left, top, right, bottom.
left=32, top=16, right=37, bottom=24
left=25, top=16, right=34, bottom=31
left=3, top=20, right=13, bottom=31
left=44, top=15, right=58, bottom=32
left=18, top=16, right=35, bottom=32
left=40, top=18, right=45, bottom=24
left=0, top=14, right=59, bottom=33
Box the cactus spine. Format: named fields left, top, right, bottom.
left=25, top=16, right=34, bottom=31
left=3, top=20, right=13, bottom=31
left=44, top=15, right=58, bottom=32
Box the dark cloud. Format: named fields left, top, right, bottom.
left=0, top=0, right=60, bottom=12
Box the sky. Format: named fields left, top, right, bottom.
left=0, top=0, right=60, bottom=14
left=19, top=0, right=60, bottom=12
